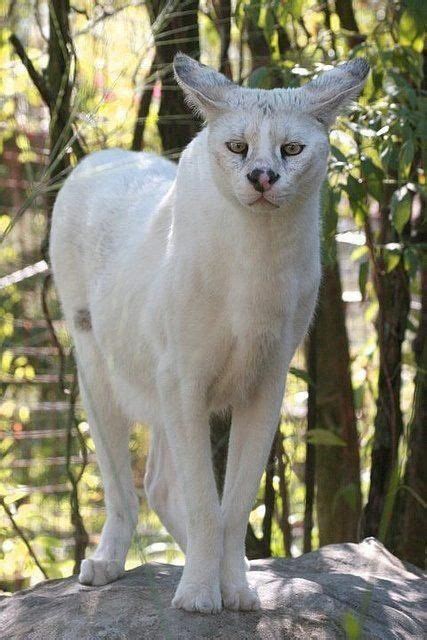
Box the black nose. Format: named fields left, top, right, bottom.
left=246, top=168, right=280, bottom=192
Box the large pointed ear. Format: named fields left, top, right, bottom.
left=173, top=53, right=238, bottom=119
left=300, top=58, right=369, bottom=127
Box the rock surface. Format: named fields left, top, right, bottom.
left=1, top=538, right=425, bottom=639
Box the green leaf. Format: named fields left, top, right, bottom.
left=399, top=139, right=415, bottom=180
left=263, top=7, right=275, bottom=42
left=346, top=175, right=365, bottom=201
left=380, top=142, right=399, bottom=173
left=361, top=157, right=383, bottom=202
left=346, top=176, right=367, bottom=225
left=330, top=145, right=348, bottom=164
left=398, top=9, right=424, bottom=52
left=384, top=249, right=401, bottom=273
left=351, top=245, right=368, bottom=261
left=307, top=429, right=346, bottom=447
left=391, top=186, right=412, bottom=234
left=343, top=611, right=362, bottom=640
left=289, top=366, right=311, bottom=385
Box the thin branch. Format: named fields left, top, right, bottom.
left=35, top=0, right=49, bottom=44
left=65, top=364, right=89, bottom=572
left=41, top=273, right=67, bottom=393
left=9, top=34, right=52, bottom=105
left=74, top=1, right=146, bottom=36
left=304, top=328, right=317, bottom=553
left=0, top=497, right=49, bottom=579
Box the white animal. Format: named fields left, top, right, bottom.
left=50, top=54, right=368, bottom=613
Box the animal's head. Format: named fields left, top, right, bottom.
left=173, top=54, right=369, bottom=212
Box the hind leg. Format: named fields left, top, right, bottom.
left=145, top=428, right=187, bottom=551
left=74, top=333, right=139, bottom=586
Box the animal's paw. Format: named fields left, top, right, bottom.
left=79, top=558, right=124, bottom=586
left=172, top=580, right=222, bottom=614
left=221, top=581, right=260, bottom=611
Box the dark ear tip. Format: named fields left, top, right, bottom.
left=173, top=52, right=196, bottom=76
left=174, top=52, right=189, bottom=65
left=345, top=57, right=370, bottom=80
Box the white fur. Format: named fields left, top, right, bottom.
left=50, top=55, right=368, bottom=612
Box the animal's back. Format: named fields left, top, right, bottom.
left=50, top=149, right=176, bottom=316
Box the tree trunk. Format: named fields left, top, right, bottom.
left=334, top=0, right=363, bottom=49
left=150, top=0, right=200, bottom=154
left=313, top=261, right=362, bottom=545
left=132, top=69, right=154, bottom=151
left=395, top=47, right=427, bottom=569
left=248, top=31, right=270, bottom=69
left=399, top=268, right=427, bottom=567
left=394, top=190, right=427, bottom=567
left=362, top=204, right=410, bottom=543
left=399, top=278, right=427, bottom=568
left=246, top=4, right=270, bottom=70
left=213, top=0, right=232, bottom=76
left=47, top=0, right=73, bottom=166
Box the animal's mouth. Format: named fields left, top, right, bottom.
left=251, top=195, right=280, bottom=209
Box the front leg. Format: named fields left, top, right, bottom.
left=158, top=363, right=222, bottom=613
left=220, top=372, right=286, bottom=610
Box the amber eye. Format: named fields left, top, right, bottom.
left=226, top=141, right=248, bottom=155
left=281, top=142, right=304, bottom=157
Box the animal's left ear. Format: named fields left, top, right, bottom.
left=300, top=58, right=369, bottom=126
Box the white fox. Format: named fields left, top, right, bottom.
left=50, top=54, right=368, bottom=613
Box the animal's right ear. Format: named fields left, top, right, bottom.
left=173, top=53, right=237, bottom=119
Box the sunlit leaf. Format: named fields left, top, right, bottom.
left=398, top=9, right=424, bottom=52
left=399, top=139, right=415, bottom=180
left=384, top=249, right=401, bottom=273
left=391, top=186, right=412, bottom=234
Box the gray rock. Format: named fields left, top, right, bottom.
left=1, top=538, right=425, bottom=639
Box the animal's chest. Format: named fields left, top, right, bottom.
left=208, top=294, right=286, bottom=410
